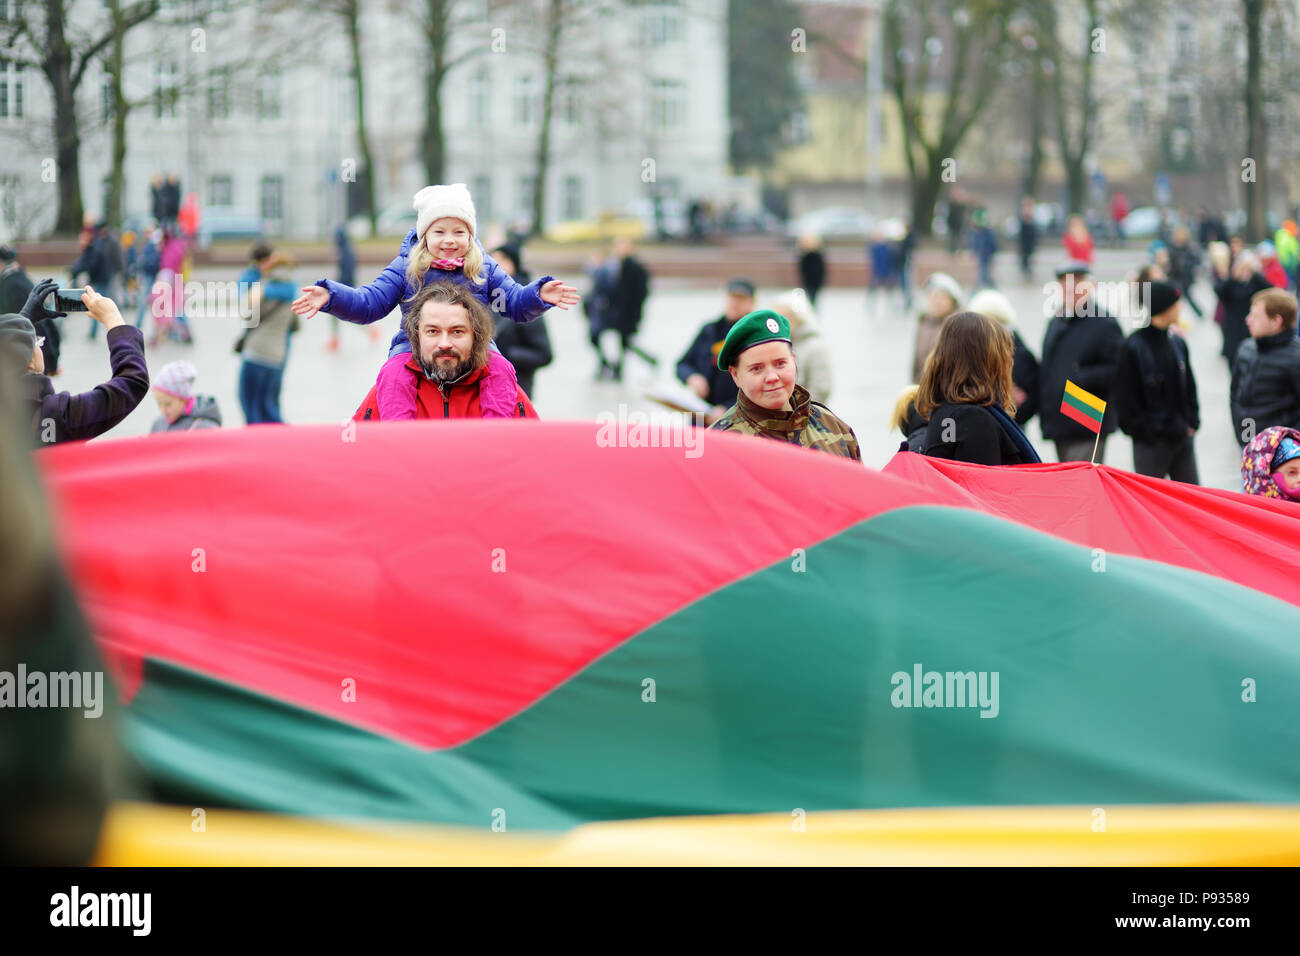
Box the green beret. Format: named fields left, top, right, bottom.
left=717, top=309, right=792, bottom=370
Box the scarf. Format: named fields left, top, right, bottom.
left=431, top=257, right=465, bottom=271
left=988, top=404, right=1042, bottom=463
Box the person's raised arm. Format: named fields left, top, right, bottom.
left=54, top=287, right=149, bottom=442
left=292, top=254, right=408, bottom=324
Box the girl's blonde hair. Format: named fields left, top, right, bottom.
left=890, top=384, right=921, bottom=433
left=404, top=223, right=486, bottom=295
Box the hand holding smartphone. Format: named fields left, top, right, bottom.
left=45, top=288, right=91, bottom=313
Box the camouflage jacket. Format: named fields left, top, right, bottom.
left=710, top=384, right=861, bottom=461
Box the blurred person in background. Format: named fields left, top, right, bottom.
left=1063, top=214, right=1095, bottom=266
left=1017, top=197, right=1038, bottom=282
left=968, top=288, right=1040, bottom=427
left=0, top=245, right=58, bottom=374
left=678, top=278, right=756, bottom=423
left=490, top=243, right=553, bottom=399
left=797, top=234, right=826, bottom=306
left=1214, top=249, right=1271, bottom=365
left=769, top=288, right=833, bottom=404
left=911, top=271, right=962, bottom=384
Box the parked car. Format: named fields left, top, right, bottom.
left=545, top=211, right=647, bottom=243
left=197, top=207, right=264, bottom=247
left=1119, top=206, right=1185, bottom=240
left=786, top=206, right=876, bottom=240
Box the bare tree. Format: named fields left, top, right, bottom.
left=3, top=0, right=159, bottom=236
left=882, top=0, right=1013, bottom=237
left=1243, top=0, right=1268, bottom=238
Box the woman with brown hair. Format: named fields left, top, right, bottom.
left=916, top=311, right=1040, bottom=466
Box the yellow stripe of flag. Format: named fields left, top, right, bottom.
left=1063, top=380, right=1106, bottom=414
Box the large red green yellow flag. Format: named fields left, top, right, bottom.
left=35, top=424, right=1300, bottom=830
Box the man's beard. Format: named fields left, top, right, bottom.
left=420, top=350, right=472, bottom=383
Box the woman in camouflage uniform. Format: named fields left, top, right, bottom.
left=708, top=309, right=860, bottom=461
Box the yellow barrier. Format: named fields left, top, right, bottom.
left=95, top=803, right=1300, bottom=867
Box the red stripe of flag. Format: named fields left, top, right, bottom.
left=1060, top=400, right=1103, bottom=433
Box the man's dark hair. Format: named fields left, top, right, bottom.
left=250, top=241, right=274, bottom=263
left=402, top=281, right=494, bottom=377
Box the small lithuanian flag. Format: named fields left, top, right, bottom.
left=1060, top=380, right=1107, bottom=433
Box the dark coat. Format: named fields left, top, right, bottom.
left=0, top=266, right=57, bottom=371
left=1112, top=325, right=1200, bottom=445
left=1230, top=328, right=1300, bottom=446
left=1038, top=306, right=1125, bottom=442
left=1011, top=329, right=1040, bottom=425
left=493, top=313, right=553, bottom=399
left=609, top=255, right=650, bottom=336
left=922, top=402, right=1027, bottom=466
left=1017, top=215, right=1038, bottom=256
left=677, top=316, right=739, bottom=408
left=1215, top=272, right=1273, bottom=362
left=20, top=325, right=149, bottom=445
left=798, top=250, right=826, bottom=299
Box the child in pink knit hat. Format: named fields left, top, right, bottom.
left=150, top=360, right=222, bottom=433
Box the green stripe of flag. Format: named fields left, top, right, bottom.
left=1061, top=391, right=1105, bottom=423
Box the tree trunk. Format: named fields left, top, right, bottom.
left=909, top=157, right=944, bottom=242
left=530, top=0, right=563, bottom=238
left=106, top=1, right=127, bottom=229
left=1022, top=47, right=1046, bottom=200
left=1244, top=0, right=1268, bottom=241
left=44, top=0, right=83, bottom=237
left=345, top=0, right=377, bottom=236
left=421, top=0, right=450, bottom=186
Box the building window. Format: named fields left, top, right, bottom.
left=156, top=60, right=180, bottom=120
left=208, top=68, right=230, bottom=121
left=1128, top=100, right=1146, bottom=138
left=1174, top=22, right=1195, bottom=61
left=559, top=78, right=580, bottom=125
left=209, top=175, right=233, bottom=207
left=0, top=60, right=25, bottom=119
left=643, top=1, right=684, bottom=47
left=562, top=175, right=582, bottom=221
left=517, top=175, right=536, bottom=219
left=0, top=0, right=26, bottom=22
left=256, top=70, right=281, bottom=121
left=787, top=109, right=811, bottom=145
left=649, top=78, right=685, bottom=131
left=472, top=175, right=492, bottom=224
left=513, top=75, right=535, bottom=127
left=1169, top=93, right=1192, bottom=129
left=261, top=175, right=283, bottom=222
left=469, top=68, right=489, bottom=128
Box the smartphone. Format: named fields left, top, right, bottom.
left=46, top=288, right=90, bottom=312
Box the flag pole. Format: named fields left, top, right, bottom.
left=1090, top=428, right=1101, bottom=466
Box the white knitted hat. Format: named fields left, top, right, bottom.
left=413, top=183, right=477, bottom=240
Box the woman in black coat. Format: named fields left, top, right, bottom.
left=916, top=311, right=1040, bottom=466
left=1214, top=251, right=1273, bottom=363
left=797, top=234, right=826, bottom=305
